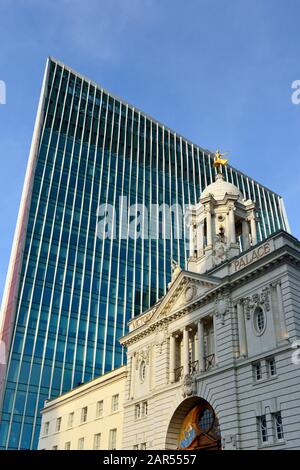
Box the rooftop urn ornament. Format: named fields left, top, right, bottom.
left=214, top=149, right=229, bottom=174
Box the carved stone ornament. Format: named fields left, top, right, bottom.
left=155, top=324, right=168, bottom=354
left=214, top=291, right=231, bottom=325
left=222, top=434, right=237, bottom=449
left=135, top=347, right=151, bottom=369
left=182, top=374, right=197, bottom=398
left=184, top=284, right=197, bottom=302
left=243, top=286, right=271, bottom=320
left=213, top=235, right=228, bottom=266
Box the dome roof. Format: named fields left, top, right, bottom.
left=201, top=173, right=243, bottom=201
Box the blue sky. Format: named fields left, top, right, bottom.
left=0, top=0, right=299, bottom=300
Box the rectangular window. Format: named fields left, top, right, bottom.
left=78, top=437, right=84, bottom=450
left=109, top=428, right=117, bottom=450
left=267, top=358, right=276, bottom=377
left=133, top=444, right=139, bottom=450
left=140, top=442, right=147, bottom=450
left=68, top=412, right=74, bottom=428
left=52, top=445, right=58, bottom=451
left=253, top=362, right=262, bottom=381
left=135, top=401, right=147, bottom=419
left=274, top=412, right=284, bottom=440
left=93, top=433, right=101, bottom=450
left=96, top=400, right=104, bottom=418
left=111, top=394, right=119, bottom=412
left=65, top=441, right=71, bottom=450
left=259, top=415, right=268, bottom=443
left=81, top=406, right=88, bottom=423
left=44, top=421, right=49, bottom=436
left=135, top=404, right=141, bottom=419
left=55, top=417, right=61, bottom=432
left=142, top=401, right=148, bottom=417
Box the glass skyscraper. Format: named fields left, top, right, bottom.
left=0, top=57, right=290, bottom=449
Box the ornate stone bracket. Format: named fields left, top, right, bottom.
left=182, top=374, right=197, bottom=398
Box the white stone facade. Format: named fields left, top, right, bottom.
left=120, top=231, right=300, bottom=450
left=38, top=367, right=126, bottom=450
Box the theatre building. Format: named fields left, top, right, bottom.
left=38, top=170, right=300, bottom=450
left=120, top=172, right=300, bottom=450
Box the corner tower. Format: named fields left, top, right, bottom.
left=187, top=153, right=258, bottom=274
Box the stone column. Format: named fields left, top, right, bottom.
left=276, top=281, right=288, bottom=339
left=198, top=320, right=205, bottom=372
left=213, top=315, right=218, bottom=365
left=228, top=207, right=236, bottom=244
left=270, top=282, right=281, bottom=342
left=250, top=216, right=257, bottom=245
left=206, top=208, right=213, bottom=247
left=149, top=346, right=153, bottom=391
left=196, top=222, right=204, bottom=254
left=193, top=330, right=198, bottom=362
left=169, top=335, right=176, bottom=383
left=237, top=300, right=247, bottom=357
left=130, top=354, right=136, bottom=399
left=242, top=220, right=250, bottom=250
left=189, top=220, right=194, bottom=257
left=183, top=328, right=190, bottom=376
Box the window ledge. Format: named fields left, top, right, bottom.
left=134, top=415, right=148, bottom=421
left=258, top=440, right=286, bottom=449
left=252, top=375, right=278, bottom=386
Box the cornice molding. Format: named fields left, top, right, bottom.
left=121, top=245, right=300, bottom=347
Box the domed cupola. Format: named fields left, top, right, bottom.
left=201, top=172, right=243, bottom=201
left=186, top=151, right=258, bottom=274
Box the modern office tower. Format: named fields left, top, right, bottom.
left=0, top=57, right=290, bottom=449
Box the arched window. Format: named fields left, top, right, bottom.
left=198, top=407, right=215, bottom=433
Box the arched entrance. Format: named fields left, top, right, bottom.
left=165, top=397, right=221, bottom=450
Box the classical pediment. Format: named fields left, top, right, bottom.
left=129, top=271, right=220, bottom=332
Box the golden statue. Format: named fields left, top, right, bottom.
left=214, top=150, right=228, bottom=173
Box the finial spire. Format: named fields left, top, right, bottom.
left=214, top=150, right=229, bottom=174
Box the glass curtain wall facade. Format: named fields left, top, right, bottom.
left=0, top=57, right=289, bottom=449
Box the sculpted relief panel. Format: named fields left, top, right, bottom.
left=243, top=286, right=271, bottom=320
left=214, top=291, right=232, bottom=325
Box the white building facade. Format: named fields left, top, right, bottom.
left=38, top=367, right=126, bottom=450
left=120, top=173, right=300, bottom=450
